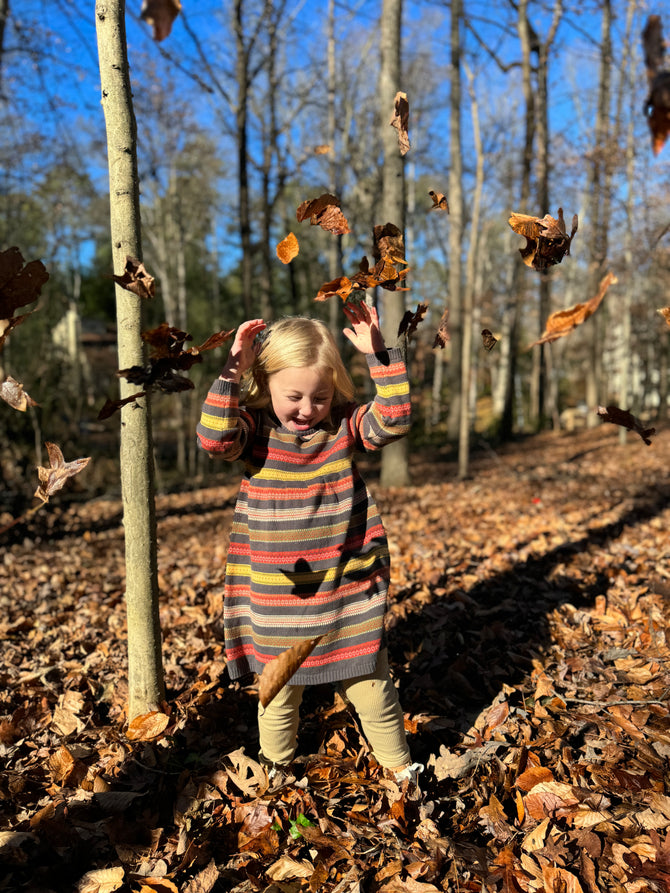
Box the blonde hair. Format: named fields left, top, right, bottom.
left=241, top=316, right=355, bottom=408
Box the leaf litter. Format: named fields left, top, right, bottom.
left=1, top=425, right=669, bottom=891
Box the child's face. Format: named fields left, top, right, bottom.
left=268, top=366, right=334, bottom=432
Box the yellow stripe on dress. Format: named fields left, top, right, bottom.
left=227, top=547, right=384, bottom=586
left=248, top=456, right=351, bottom=481
left=200, top=411, right=238, bottom=432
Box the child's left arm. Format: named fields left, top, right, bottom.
left=342, top=302, right=412, bottom=450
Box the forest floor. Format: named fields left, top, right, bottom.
left=1, top=422, right=670, bottom=893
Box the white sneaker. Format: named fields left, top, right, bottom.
left=394, top=761, right=424, bottom=785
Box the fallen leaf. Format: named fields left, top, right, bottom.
left=258, top=636, right=323, bottom=707
left=390, top=91, right=410, bottom=156
left=126, top=710, right=170, bottom=741
left=509, top=208, right=578, bottom=270
left=276, top=232, right=299, bottom=264
left=530, top=271, right=617, bottom=347
left=658, top=306, right=670, bottom=327
left=315, top=276, right=353, bottom=303
left=0, top=376, right=38, bottom=411
left=428, top=190, right=449, bottom=212
left=34, top=442, right=91, bottom=503
left=596, top=405, right=656, bottom=445
left=313, top=144, right=331, bottom=154
left=481, top=329, right=498, bottom=351
left=140, top=0, right=182, bottom=41
left=76, top=866, right=125, bottom=893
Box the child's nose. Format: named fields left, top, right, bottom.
left=301, top=398, right=315, bottom=416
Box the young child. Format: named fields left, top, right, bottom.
left=196, top=302, right=422, bottom=787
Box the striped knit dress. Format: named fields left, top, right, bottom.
left=196, top=348, right=411, bottom=685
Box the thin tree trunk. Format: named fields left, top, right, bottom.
left=458, top=62, right=483, bottom=479
left=95, top=0, right=165, bottom=719
left=235, top=0, right=254, bottom=317
left=585, top=0, right=612, bottom=425
left=447, top=0, right=464, bottom=440
left=0, top=0, right=8, bottom=96
left=379, top=0, right=409, bottom=487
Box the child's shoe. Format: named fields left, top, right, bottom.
left=393, top=761, right=424, bottom=798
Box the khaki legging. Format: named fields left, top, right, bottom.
left=258, top=648, right=411, bottom=769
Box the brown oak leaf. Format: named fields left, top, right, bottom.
left=113, top=256, right=155, bottom=299
left=296, top=194, right=350, bottom=235
left=258, top=637, right=323, bottom=707
left=398, top=303, right=428, bottom=340
left=34, top=442, right=91, bottom=503
left=0, top=376, right=38, bottom=411
left=530, top=271, right=617, bottom=347
left=140, top=0, right=182, bottom=41
left=315, top=276, right=353, bottom=303
left=433, top=308, right=450, bottom=348
left=509, top=208, right=578, bottom=270
left=428, top=190, right=449, bottom=212
left=596, top=405, right=656, bottom=445
left=659, top=306, right=670, bottom=327
left=642, top=15, right=670, bottom=155
left=276, top=232, right=299, bottom=264
left=0, top=247, right=49, bottom=350
left=481, top=329, right=498, bottom=351
left=390, top=91, right=410, bottom=156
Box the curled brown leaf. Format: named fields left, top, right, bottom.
left=258, top=637, right=323, bottom=707
left=34, top=442, right=91, bottom=504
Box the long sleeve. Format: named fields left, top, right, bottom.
left=352, top=347, right=411, bottom=451
left=196, top=378, right=256, bottom=459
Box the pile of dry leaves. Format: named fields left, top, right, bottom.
left=1, top=424, right=669, bottom=893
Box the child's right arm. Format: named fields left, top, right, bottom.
left=196, top=319, right=266, bottom=458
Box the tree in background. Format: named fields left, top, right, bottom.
left=95, top=0, right=164, bottom=718
left=379, top=0, right=409, bottom=487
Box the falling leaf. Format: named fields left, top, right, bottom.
left=313, top=144, right=331, bottom=155
left=390, top=90, right=410, bottom=156
left=509, top=208, right=578, bottom=270
left=642, top=15, right=670, bottom=155
left=596, top=405, right=656, bottom=445
left=315, top=276, right=353, bottom=303
left=140, top=0, right=182, bottom=41
left=97, top=391, right=146, bottom=421
left=428, top=190, right=449, bottom=212
left=398, top=304, right=428, bottom=340
left=373, top=222, right=405, bottom=263
left=658, top=306, right=670, bottom=327
left=433, top=308, right=450, bottom=348
left=112, top=256, right=155, bottom=299
left=0, top=247, right=49, bottom=350
left=296, top=194, right=350, bottom=235
left=530, top=271, right=617, bottom=347
left=0, top=376, right=38, bottom=411
left=481, top=329, right=498, bottom=351
left=34, top=442, right=91, bottom=504
left=258, top=636, right=323, bottom=707
left=126, top=711, right=170, bottom=741
left=111, top=324, right=233, bottom=406
left=276, top=232, right=299, bottom=264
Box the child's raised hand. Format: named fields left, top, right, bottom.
left=220, top=318, right=266, bottom=380
left=342, top=302, right=385, bottom=354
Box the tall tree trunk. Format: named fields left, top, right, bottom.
left=379, top=0, right=409, bottom=487
left=585, top=0, right=612, bottom=425
left=458, top=62, right=483, bottom=479
left=447, top=0, right=464, bottom=441
left=500, top=0, right=536, bottom=439
left=235, top=0, right=254, bottom=317
left=0, top=0, right=8, bottom=95
left=95, top=0, right=165, bottom=719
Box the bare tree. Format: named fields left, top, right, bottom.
left=95, top=0, right=164, bottom=719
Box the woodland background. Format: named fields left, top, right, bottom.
left=2, top=1, right=670, bottom=891
left=0, top=0, right=668, bottom=505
